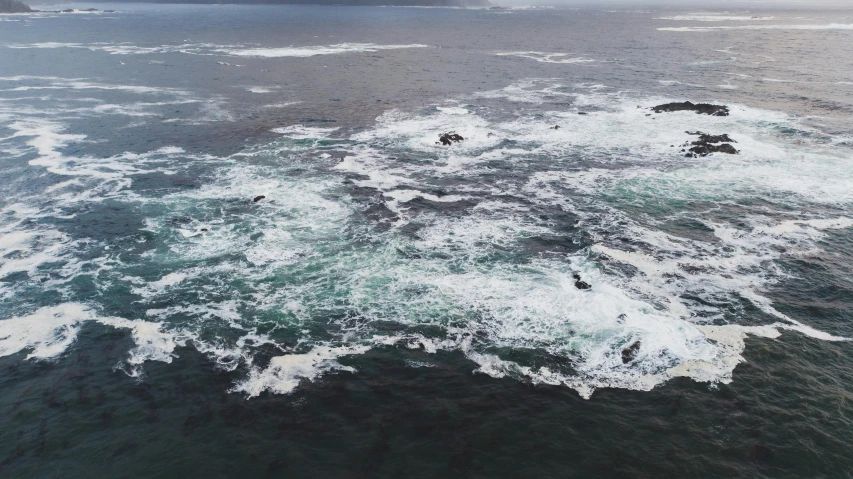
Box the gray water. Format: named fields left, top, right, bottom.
left=1, top=4, right=853, bottom=477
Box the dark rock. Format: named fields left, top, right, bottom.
left=438, top=132, right=464, bottom=146
left=652, top=101, right=729, bottom=117
left=684, top=131, right=739, bottom=157
left=551, top=125, right=560, bottom=130
left=617, top=313, right=627, bottom=323
left=578, top=112, right=588, bottom=115
left=573, top=273, right=591, bottom=290
left=0, top=0, right=32, bottom=12
left=200, top=228, right=208, bottom=232
left=252, top=195, right=266, bottom=202
left=686, top=131, right=736, bottom=144
left=687, top=143, right=738, bottom=157
left=621, top=341, right=641, bottom=363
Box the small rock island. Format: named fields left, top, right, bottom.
left=0, top=0, right=32, bottom=13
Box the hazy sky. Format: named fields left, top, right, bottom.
left=498, top=0, right=852, bottom=7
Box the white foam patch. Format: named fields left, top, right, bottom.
left=7, top=42, right=167, bottom=55
left=6, top=42, right=230, bottom=56
left=496, top=51, right=596, bottom=64
left=131, top=272, right=189, bottom=298
left=660, top=24, right=853, bottom=32
left=232, top=345, right=370, bottom=397
left=0, top=304, right=178, bottom=372
left=0, top=227, right=73, bottom=278
left=0, top=78, right=225, bottom=305
left=463, top=87, right=853, bottom=207
left=666, top=324, right=782, bottom=385
left=0, top=304, right=92, bottom=360
left=8, top=118, right=193, bottom=181
left=5, top=42, right=429, bottom=59
left=348, top=107, right=497, bottom=163
left=264, top=101, right=302, bottom=109
left=98, top=316, right=182, bottom=376
left=382, top=189, right=470, bottom=219
left=217, top=43, right=429, bottom=58
left=142, top=164, right=352, bottom=271
left=474, top=79, right=577, bottom=104
left=5, top=79, right=186, bottom=96
left=436, top=105, right=469, bottom=115
left=322, top=79, right=852, bottom=397
left=754, top=217, right=853, bottom=236
left=3, top=75, right=851, bottom=401
left=271, top=124, right=340, bottom=139
left=657, top=15, right=775, bottom=22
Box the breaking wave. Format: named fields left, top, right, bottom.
left=496, top=51, right=596, bottom=64
left=660, top=24, right=853, bottom=32
left=5, top=41, right=430, bottom=58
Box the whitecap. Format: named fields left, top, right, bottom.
left=0, top=303, right=179, bottom=374
left=232, top=345, right=371, bottom=397
left=496, top=51, right=596, bottom=64
left=271, top=124, right=340, bottom=139
left=659, top=24, right=853, bottom=32
left=217, top=43, right=429, bottom=58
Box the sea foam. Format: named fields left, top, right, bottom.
left=2, top=75, right=851, bottom=401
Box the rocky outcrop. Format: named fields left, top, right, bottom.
left=573, top=273, right=591, bottom=290
left=437, top=132, right=464, bottom=146
left=652, top=101, right=729, bottom=117
left=681, top=131, right=739, bottom=158
left=0, top=0, right=32, bottom=13
left=688, top=132, right=735, bottom=144
left=621, top=341, right=641, bottom=363
left=0, top=2, right=107, bottom=13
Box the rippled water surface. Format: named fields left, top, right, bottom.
left=1, top=3, right=853, bottom=477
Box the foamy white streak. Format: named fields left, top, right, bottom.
left=232, top=345, right=371, bottom=397
left=657, top=15, right=774, bottom=22
left=660, top=24, right=853, bottom=32
left=0, top=304, right=178, bottom=373
left=271, top=124, right=339, bottom=139
left=218, top=43, right=429, bottom=58
left=496, top=51, right=595, bottom=64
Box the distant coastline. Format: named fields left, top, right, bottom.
left=127, top=0, right=492, bottom=5
left=0, top=0, right=491, bottom=8
left=0, top=0, right=117, bottom=13
left=0, top=0, right=32, bottom=13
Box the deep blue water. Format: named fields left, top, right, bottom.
left=1, top=4, right=853, bottom=477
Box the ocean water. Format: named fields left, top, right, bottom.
left=2, top=3, right=853, bottom=477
